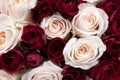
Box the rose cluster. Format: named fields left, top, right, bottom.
left=0, top=0, right=120, bottom=80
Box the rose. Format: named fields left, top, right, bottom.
left=62, top=65, right=86, bottom=80
left=31, top=0, right=56, bottom=22
left=63, top=36, right=106, bottom=70
left=101, top=34, right=120, bottom=60
left=47, top=37, right=66, bottom=63
left=40, top=13, right=72, bottom=39
left=0, top=49, right=24, bottom=74
left=83, top=0, right=102, bottom=4
left=0, top=0, right=8, bottom=14
left=21, top=61, right=63, bottom=80
left=72, top=3, right=108, bottom=37
left=21, top=25, right=46, bottom=50
left=109, top=9, right=120, bottom=37
left=0, top=70, right=16, bottom=80
left=98, top=0, right=120, bottom=17
left=56, top=0, right=82, bottom=20
left=25, top=51, right=43, bottom=68
left=7, top=0, right=37, bottom=22
left=88, top=60, right=120, bottom=80
left=0, top=14, right=21, bottom=54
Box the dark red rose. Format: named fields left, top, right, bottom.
left=56, top=0, right=82, bottom=20
left=88, top=60, right=120, bottom=80
left=47, top=37, right=66, bottom=63
left=21, top=25, right=46, bottom=50
left=62, top=65, right=86, bottom=80
left=25, top=51, right=43, bottom=68
left=98, top=0, right=120, bottom=17
left=0, top=49, right=24, bottom=74
left=102, top=34, right=120, bottom=60
left=31, top=0, right=56, bottom=22
left=109, top=9, right=120, bottom=37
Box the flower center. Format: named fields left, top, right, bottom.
left=0, top=32, right=6, bottom=45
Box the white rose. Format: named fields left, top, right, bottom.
left=63, top=36, right=106, bottom=70
left=82, top=0, right=102, bottom=4
left=22, top=61, right=63, bottom=80
left=40, top=13, right=72, bottom=39
left=0, top=14, right=21, bottom=54
left=7, top=0, right=37, bottom=23
left=0, top=0, right=8, bottom=14
left=72, top=3, right=108, bottom=37
left=0, top=70, right=15, bottom=80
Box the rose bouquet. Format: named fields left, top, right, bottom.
left=0, top=0, right=120, bottom=80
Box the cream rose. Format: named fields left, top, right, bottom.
left=7, top=0, right=37, bottom=23
left=22, top=61, right=63, bottom=80
left=82, top=0, right=102, bottom=4
left=72, top=3, right=108, bottom=37
left=0, top=70, right=15, bottom=80
left=0, top=14, right=21, bottom=54
left=0, top=0, right=8, bottom=14
left=63, top=36, right=106, bottom=70
left=40, top=13, right=72, bottom=39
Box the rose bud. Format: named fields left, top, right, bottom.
left=25, top=51, right=43, bottom=68
left=0, top=49, right=24, bottom=74
left=21, top=25, right=46, bottom=50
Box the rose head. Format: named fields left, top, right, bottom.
left=31, top=0, right=56, bottom=22
left=25, top=51, right=43, bottom=68
left=62, top=65, right=86, bottom=80
left=102, top=34, right=120, bottom=60
left=21, top=25, right=46, bottom=50
left=0, top=49, right=24, bottom=74
left=56, top=0, right=82, bottom=20
left=47, top=37, right=66, bottom=63
left=88, top=60, right=120, bottom=80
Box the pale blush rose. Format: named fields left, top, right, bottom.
left=0, top=14, right=21, bottom=54
left=0, top=70, right=15, bottom=80
left=72, top=3, right=108, bottom=37
left=82, top=0, right=103, bottom=4
left=22, top=61, right=63, bottom=80
left=7, top=0, right=37, bottom=23
left=40, top=13, right=72, bottom=39
left=63, top=36, right=106, bottom=70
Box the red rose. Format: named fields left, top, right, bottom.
left=47, top=37, right=66, bottom=63
left=25, top=51, right=43, bottom=68
left=21, top=25, right=46, bottom=50
left=62, top=65, right=86, bottom=80
left=88, top=60, right=120, bottom=80
left=98, top=0, right=120, bottom=17
left=101, top=34, right=120, bottom=61
left=109, top=9, right=120, bottom=37
left=56, top=0, right=82, bottom=20
left=0, top=49, right=24, bottom=74
left=31, top=0, right=56, bottom=22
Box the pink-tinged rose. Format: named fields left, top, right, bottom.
left=62, top=65, right=86, bottom=80
left=0, top=70, right=16, bottom=80
left=98, top=0, right=120, bottom=17
left=72, top=3, right=108, bottom=37
left=56, top=0, right=82, bottom=20
left=31, top=0, right=56, bottom=23
left=22, top=61, right=63, bottom=80
left=25, top=51, right=43, bottom=68
left=47, top=37, right=66, bottom=63
left=88, top=60, right=120, bottom=80
left=0, top=14, right=22, bottom=54
left=21, top=25, right=46, bottom=50
left=63, top=36, right=106, bottom=70
left=0, top=49, right=24, bottom=74
left=102, top=34, right=120, bottom=60
left=40, top=13, right=72, bottom=40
